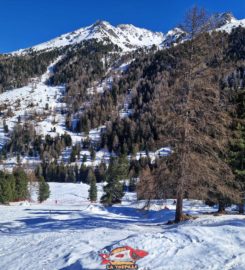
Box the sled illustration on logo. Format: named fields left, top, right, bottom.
left=100, top=246, right=148, bottom=269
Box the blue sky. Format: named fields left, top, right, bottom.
left=1, top=0, right=244, bottom=53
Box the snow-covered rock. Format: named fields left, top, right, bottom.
left=161, top=12, right=245, bottom=48
left=161, top=27, right=187, bottom=47
left=209, top=12, right=238, bottom=29
left=215, top=13, right=245, bottom=33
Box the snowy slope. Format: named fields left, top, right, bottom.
left=0, top=58, right=65, bottom=136
left=0, top=183, right=244, bottom=270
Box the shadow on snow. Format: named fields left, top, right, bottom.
left=0, top=205, right=175, bottom=235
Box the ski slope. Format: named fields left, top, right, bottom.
left=0, top=183, right=244, bottom=270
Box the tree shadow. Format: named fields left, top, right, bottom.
left=107, top=205, right=175, bottom=223
left=0, top=205, right=175, bottom=235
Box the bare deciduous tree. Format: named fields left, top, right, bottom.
left=137, top=8, right=241, bottom=222
left=180, top=5, right=209, bottom=38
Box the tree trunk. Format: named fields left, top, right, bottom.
left=175, top=191, right=183, bottom=222
left=238, top=204, right=244, bottom=214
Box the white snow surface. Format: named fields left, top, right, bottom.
left=0, top=182, right=244, bottom=270
left=0, top=57, right=64, bottom=133
left=217, top=18, right=245, bottom=33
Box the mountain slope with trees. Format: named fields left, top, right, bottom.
left=0, top=8, right=244, bottom=221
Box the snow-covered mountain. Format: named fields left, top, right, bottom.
left=161, top=27, right=187, bottom=48
left=209, top=12, right=240, bottom=29
left=161, top=12, right=245, bottom=48
left=214, top=12, right=245, bottom=33
left=14, top=20, right=165, bottom=54
left=12, top=13, right=245, bottom=54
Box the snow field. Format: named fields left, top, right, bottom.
left=0, top=182, right=244, bottom=270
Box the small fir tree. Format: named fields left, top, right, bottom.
left=38, top=176, right=50, bottom=203
left=88, top=170, right=97, bottom=202
left=13, top=168, right=29, bottom=201
left=101, top=157, right=128, bottom=205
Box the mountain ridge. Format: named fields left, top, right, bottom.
left=11, top=12, right=245, bottom=55
left=12, top=20, right=165, bottom=54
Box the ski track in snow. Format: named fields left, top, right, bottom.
left=0, top=183, right=244, bottom=270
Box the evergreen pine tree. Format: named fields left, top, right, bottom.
left=117, top=154, right=129, bottom=180
left=79, top=163, right=88, bottom=183
left=5, top=173, right=16, bottom=202
left=67, top=166, right=76, bottom=182
left=70, top=147, right=77, bottom=162
left=13, top=168, right=29, bottom=201
left=88, top=170, right=97, bottom=202
left=0, top=172, right=12, bottom=204
left=38, top=176, right=50, bottom=203
left=74, top=163, right=79, bottom=182
left=101, top=157, right=126, bottom=205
